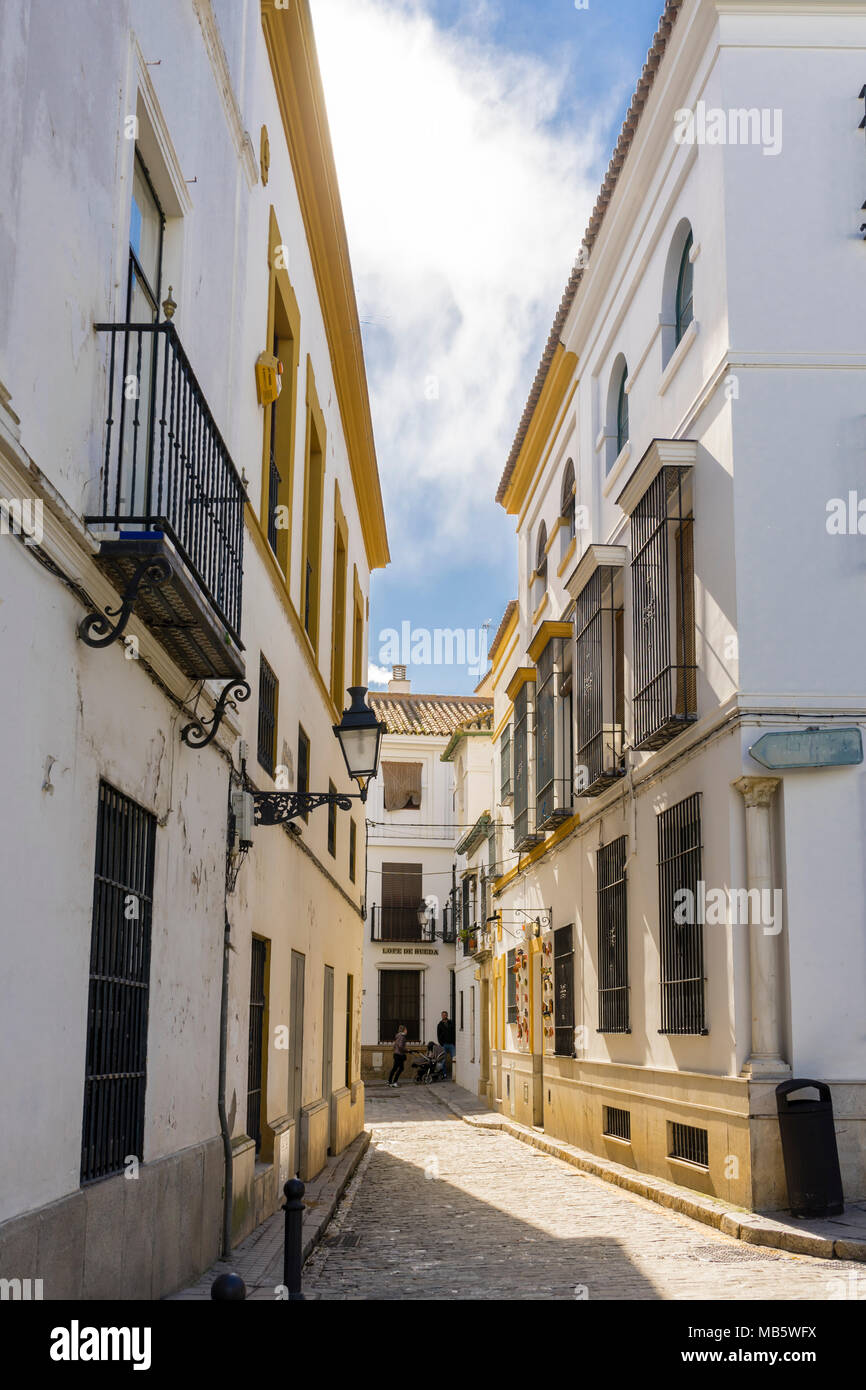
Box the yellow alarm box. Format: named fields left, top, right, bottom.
left=255, top=351, right=282, bottom=406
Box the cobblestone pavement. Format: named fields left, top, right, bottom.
left=303, top=1086, right=862, bottom=1301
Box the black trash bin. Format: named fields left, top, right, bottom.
left=775, top=1079, right=844, bottom=1218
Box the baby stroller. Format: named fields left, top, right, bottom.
left=412, top=1044, right=448, bottom=1084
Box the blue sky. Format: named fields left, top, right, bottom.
left=311, top=0, right=667, bottom=694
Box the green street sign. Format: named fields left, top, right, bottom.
left=749, top=727, right=863, bottom=770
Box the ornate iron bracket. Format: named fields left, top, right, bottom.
left=181, top=679, right=251, bottom=749
left=78, top=556, right=172, bottom=649
left=253, top=789, right=356, bottom=826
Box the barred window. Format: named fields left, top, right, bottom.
left=297, top=725, right=310, bottom=824
left=257, top=654, right=278, bottom=776
left=247, top=938, right=267, bottom=1154
left=575, top=564, right=625, bottom=795
left=658, top=793, right=706, bottom=1035
left=554, top=924, right=575, bottom=1057
left=512, top=678, right=542, bottom=850
left=82, top=783, right=156, bottom=1184
left=597, top=836, right=629, bottom=1033
left=631, top=466, right=696, bottom=750
left=500, top=723, right=512, bottom=804
left=536, top=635, right=573, bottom=830
left=327, top=779, right=337, bottom=857
left=506, top=948, right=518, bottom=1024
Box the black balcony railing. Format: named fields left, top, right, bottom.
left=370, top=905, right=436, bottom=943
left=88, top=322, right=245, bottom=648
left=441, top=903, right=457, bottom=944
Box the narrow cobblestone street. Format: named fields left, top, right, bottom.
left=302, top=1086, right=861, bottom=1301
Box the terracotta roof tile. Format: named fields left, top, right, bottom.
left=369, top=692, right=493, bottom=738
left=495, top=0, right=685, bottom=506
left=488, top=599, right=518, bottom=666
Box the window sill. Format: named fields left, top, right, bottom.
left=659, top=319, right=699, bottom=397
left=602, top=442, right=631, bottom=499
left=556, top=537, right=577, bottom=577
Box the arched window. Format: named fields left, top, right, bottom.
left=560, top=459, right=576, bottom=540
left=675, top=231, right=694, bottom=345
left=662, top=219, right=695, bottom=368
left=616, top=364, right=629, bottom=456
left=536, top=523, right=548, bottom=590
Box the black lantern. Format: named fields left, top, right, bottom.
left=332, top=686, right=386, bottom=802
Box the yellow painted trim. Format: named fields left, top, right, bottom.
left=329, top=478, right=349, bottom=707
left=261, top=207, right=302, bottom=580
left=517, top=377, right=580, bottom=530
left=531, top=592, right=549, bottom=627
left=492, top=703, right=513, bottom=742
left=527, top=619, right=572, bottom=664
left=556, top=537, right=577, bottom=578
left=505, top=666, right=537, bottom=703
left=351, top=563, right=364, bottom=687
left=246, top=501, right=340, bottom=722
left=491, top=631, right=520, bottom=691
left=260, top=0, right=389, bottom=570
left=301, top=356, right=327, bottom=656
left=544, top=517, right=567, bottom=556
left=501, top=345, right=579, bottom=516
left=489, top=604, right=518, bottom=669
left=492, top=812, right=580, bottom=895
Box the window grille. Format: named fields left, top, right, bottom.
left=536, top=636, right=573, bottom=830
left=349, top=819, right=357, bottom=883
left=513, top=681, right=542, bottom=850
left=554, top=924, right=575, bottom=1057
left=658, top=793, right=706, bottom=1034
left=506, top=949, right=518, bottom=1024
left=327, top=780, right=337, bottom=857
left=297, top=726, right=310, bottom=822
left=247, top=938, right=267, bottom=1153
left=603, top=1106, right=631, bottom=1141
left=670, top=1121, right=708, bottom=1167
left=561, top=458, right=576, bottom=540
left=81, top=782, right=156, bottom=1184
left=676, top=231, right=694, bottom=344
left=597, top=836, right=629, bottom=1033
left=257, top=655, right=278, bottom=776
left=500, top=723, right=513, bottom=804
left=575, top=565, right=625, bottom=795
left=631, top=466, right=696, bottom=749
left=379, top=969, right=421, bottom=1044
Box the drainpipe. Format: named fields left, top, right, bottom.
left=218, top=914, right=233, bottom=1258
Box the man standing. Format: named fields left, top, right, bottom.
left=437, top=1010, right=456, bottom=1078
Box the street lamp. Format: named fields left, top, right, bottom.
left=332, top=686, right=386, bottom=803
left=250, top=686, right=386, bottom=827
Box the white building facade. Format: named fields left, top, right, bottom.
left=361, top=674, right=491, bottom=1081
left=471, top=0, right=866, bottom=1212
left=0, top=0, right=387, bottom=1299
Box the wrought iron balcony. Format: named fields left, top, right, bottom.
left=370, top=905, right=437, bottom=943
left=86, top=321, right=246, bottom=678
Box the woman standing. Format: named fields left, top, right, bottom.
left=387, top=1024, right=408, bottom=1087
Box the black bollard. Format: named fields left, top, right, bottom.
left=282, top=1178, right=306, bottom=1301
left=211, top=1271, right=246, bottom=1300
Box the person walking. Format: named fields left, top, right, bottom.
left=437, top=1010, right=456, bottom=1078
left=387, top=1024, right=408, bottom=1087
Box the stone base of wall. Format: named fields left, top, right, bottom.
left=361, top=1044, right=427, bottom=1083
left=490, top=1055, right=866, bottom=1213
left=0, top=1136, right=223, bottom=1301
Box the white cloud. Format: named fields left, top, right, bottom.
left=367, top=662, right=393, bottom=687
left=311, top=0, right=610, bottom=576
